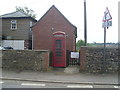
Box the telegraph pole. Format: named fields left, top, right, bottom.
left=84, top=0, right=87, bottom=46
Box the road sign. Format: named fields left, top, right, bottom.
left=102, top=20, right=112, bottom=28
left=102, top=7, right=112, bottom=28
left=71, top=52, right=79, bottom=58
left=102, top=7, right=112, bottom=72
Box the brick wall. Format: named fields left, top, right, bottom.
left=80, top=46, right=118, bottom=73
left=32, top=6, right=76, bottom=51
left=2, top=50, right=50, bottom=72
left=80, top=47, right=87, bottom=70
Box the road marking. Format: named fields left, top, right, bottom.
left=0, top=81, right=4, bottom=84
left=114, top=86, right=119, bottom=88
left=21, top=83, right=46, bottom=86
left=67, top=85, right=93, bottom=88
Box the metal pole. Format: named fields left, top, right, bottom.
left=103, top=27, right=106, bottom=72
left=103, top=12, right=107, bottom=72
left=84, top=0, right=87, bottom=46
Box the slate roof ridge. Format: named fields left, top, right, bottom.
left=0, top=11, right=37, bottom=22
left=16, top=10, right=30, bottom=17
left=0, top=10, right=29, bottom=17
left=0, top=11, right=17, bottom=17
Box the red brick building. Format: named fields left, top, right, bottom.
left=32, top=5, right=77, bottom=51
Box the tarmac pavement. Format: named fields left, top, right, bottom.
left=0, top=69, right=119, bottom=85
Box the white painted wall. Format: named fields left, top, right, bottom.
left=2, top=40, right=24, bottom=50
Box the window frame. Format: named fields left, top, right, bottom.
left=11, top=20, right=17, bottom=30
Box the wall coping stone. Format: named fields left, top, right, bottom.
left=2, top=50, right=50, bottom=52
left=81, top=46, right=118, bottom=49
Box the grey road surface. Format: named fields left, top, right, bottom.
left=1, top=80, right=119, bottom=88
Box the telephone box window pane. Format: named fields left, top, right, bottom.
left=56, top=40, right=62, bottom=49
left=54, top=35, right=64, bottom=37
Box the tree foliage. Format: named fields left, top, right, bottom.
left=16, top=6, right=36, bottom=19
left=76, top=40, right=99, bottom=51
left=76, top=39, right=85, bottom=50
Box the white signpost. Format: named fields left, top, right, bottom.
left=102, top=7, right=112, bottom=71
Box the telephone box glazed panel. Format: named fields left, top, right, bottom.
left=52, top=31, right=66, bottom=67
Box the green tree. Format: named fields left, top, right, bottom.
left=76, top=39, right=85, bottom=51
left=16, top=6, right=36, bottom=19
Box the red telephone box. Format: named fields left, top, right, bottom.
left=52, top=31, right=66, bottom=67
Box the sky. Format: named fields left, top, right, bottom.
left=0, top=0, right=119, bottom=43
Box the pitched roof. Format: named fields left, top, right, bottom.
left=0, top=11, right=37, bottom=22
left=34, top=5, right=76, bottom=27
left=1, top=11, right=29, bottom=18
left=32, top=5, right=77, bottom=37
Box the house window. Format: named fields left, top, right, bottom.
left=11, top=20, right=17, bottom=30
left=30, top=21, right=32, bottom=27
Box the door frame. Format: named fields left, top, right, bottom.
left=52, top=31, right=66, bottom=67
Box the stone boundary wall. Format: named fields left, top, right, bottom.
left=2, top=50, right=50, bottom=72
left=80, top=46, right=119, bottom=73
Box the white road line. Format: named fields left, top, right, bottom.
left=114, top=86, right=119, bottom=88
left=21, top=83, right=46, bottom=86
left=67, top=85, right=93, bottom=88
left=0, top=81, right=4, bottom=84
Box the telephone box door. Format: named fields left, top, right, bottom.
left=52, top=32, right=66, bottom=67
